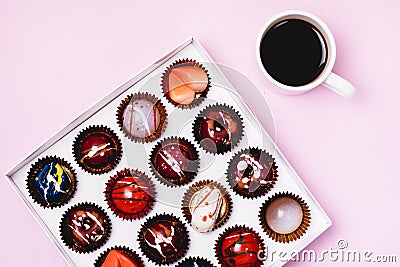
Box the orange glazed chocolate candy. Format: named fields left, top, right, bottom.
left=162, top=59, right=211, bottom=109
left=168, top=84, right=196, bottom=105
left=169, top=66, right=208, bottom=92
left=102, top=250, right=139, bottom=267
left=94, top=246, right=144, bottom=267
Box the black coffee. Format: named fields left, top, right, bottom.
left=260, top=19, right=328, bottom=86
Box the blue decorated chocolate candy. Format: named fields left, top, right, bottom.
left=28, top=156, right=77, bottom=208
left=35, top=162, right=71, bottom=204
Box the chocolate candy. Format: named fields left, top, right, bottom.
left=215, top=226, right=265, bottom=267
left=259, top=192, right=311, bottom=243
left=227, top=147, right=278, bottom=198
left=182, top=180, right=232, bottom=233
left=149, top=137, right=199, bottom=186
left=138, top=214, right=189, bottom=265
left=60, top=203, right=111, bottom=253
left=161, top=59, right=211, bottom=109
left=193, top=104, right=243, bottom=154
left=190, top=184, right=222, bottom=232
left=266, top=197, right=303, bottom=234
left=117, top=92, right=167, bottom=143
left=27, top=156, right=77, bottom=208
left=94, top=246, right=144, bottom=267
left=73, top=125, right=122, bottom=174
left=105, top=169, right=156, bottom=220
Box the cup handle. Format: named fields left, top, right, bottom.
left=323, top=72, right=356, bottom=99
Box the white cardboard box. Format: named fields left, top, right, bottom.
left=6, top=38, right=331, bottom=267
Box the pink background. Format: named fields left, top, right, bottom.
left=1, top=0, right=399, bottom=266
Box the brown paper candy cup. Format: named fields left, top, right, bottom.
left=175, top=257, right=216, bottom=267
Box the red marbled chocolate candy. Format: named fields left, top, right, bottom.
left=216, top=227, right=264, bottom=267
left=106, top=169, right=155, bottom=220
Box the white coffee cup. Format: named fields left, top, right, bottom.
left=256, top=10, right=356, bottom=99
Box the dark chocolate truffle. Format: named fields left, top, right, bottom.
left=27, top=156, right=77, bottom=208
left=175, top=257, right=215, bottom=267
left=60, top=203, right=111, bottom=253
left=181, top=180, right=232, bottom=233
left=94, top=246, right=144, bottom=267
left=73, top=125, right=122, bottom=174
left=193, top=104, right=243, bottom=154
left=105, top=168, right=156, bottom=220
left=227, top=147, right=278, bottom=198
left=161, top=59, right=211, bottom=109
left=138, top=214, right=189, bottom=265
left=149, top=137, right=199, bottom=186
left=215, top=225, right=265, bottom=267
left=116, top=92, right=167, bottom=143
left=259, top=192, right=311, bottom=243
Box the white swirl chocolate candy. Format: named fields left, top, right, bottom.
left=189, top=185, right=223, bottom=233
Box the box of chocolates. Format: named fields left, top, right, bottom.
left=6, top=38, right=331, bottom=267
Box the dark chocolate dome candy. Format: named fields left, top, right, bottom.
left=149, top=137, right=199, bottom=186
left=138, top=214, right=189, bottom=265
left=27, top=156, right=77, bottom=208
left=193, top=104, right=243, bottom=154
left=73, top=125, right=122, bottom=174
left=227, top=147, right=278, bottom=198
left=60, top=203, right=111, bottom=253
